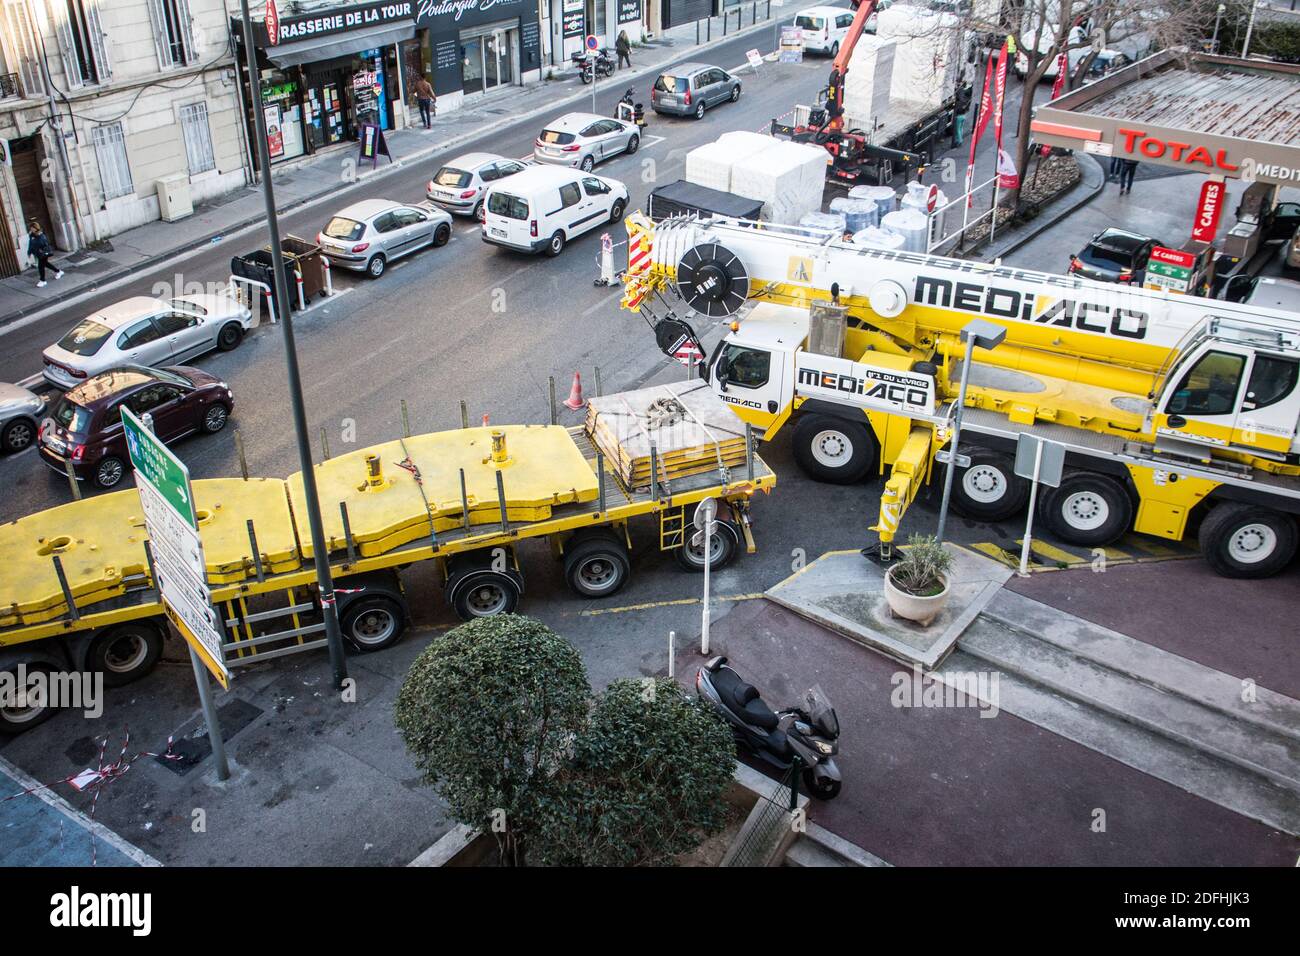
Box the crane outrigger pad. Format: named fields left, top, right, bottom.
left=286, top=425, right=600, bottom=559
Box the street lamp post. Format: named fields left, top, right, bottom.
left=238, top=0, right=348, bottom=689
left=935, top=319, right=1007, bottom=545
left=1211, top=3, right=1226, bottom=54
left=1242, top=1, right=1259, bottom=58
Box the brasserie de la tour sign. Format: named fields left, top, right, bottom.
left=262, top=2, right=415, bottom=45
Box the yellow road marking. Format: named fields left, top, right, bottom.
left=580, top=593, right=766, bottom=616
left=1023, top=539, right=1086, bottom=566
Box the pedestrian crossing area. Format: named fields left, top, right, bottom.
left=962, top=534, right=1200, bottom=573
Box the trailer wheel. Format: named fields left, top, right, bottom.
left=340, top=596, right=407, bottom=651
left=675, top=516, right=740, bottom=573
left=564, top=532, right=631, bottom=598
left=87, top=622, right=164, bottom=687
left=1039, top=473, right=1132, bottom=547
left=949, top=448, right=1029, bottom=522
left=448, top=569, right=522, bottom=620
left=0, top=663, right=57, bottom=734
left=1198, top=503, right=1297, bottom=579
left=793, top=414, right=877, bottom=484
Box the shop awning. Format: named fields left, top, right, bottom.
left=264, top=22, right=415, bottom=68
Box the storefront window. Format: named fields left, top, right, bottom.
left=462, top=38, right=485, bottom=95
left=461, top=23, right=518, bottom=97
left=259, top=70, right=305, bottom=161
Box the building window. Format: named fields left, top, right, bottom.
left=179, top=102, right=216, bottom=175
left=2, top=1, right=44, bottom=96
left=91, top=123, right=133, bottom=201
left=148, top=0, right=196, bottom=68
left=51, top=0, right=111, bottom=87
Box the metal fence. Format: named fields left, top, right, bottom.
left=722, top=763, right=800, bottom=867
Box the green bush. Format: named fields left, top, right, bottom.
left=534, top=678, right=736, bottom=867
left=394, top=615, right=589, bottom=866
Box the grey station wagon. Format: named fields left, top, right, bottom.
left=650, top=63, right=741, bottom=119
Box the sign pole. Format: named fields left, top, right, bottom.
left=240, top=0, right=348, bottom=689
left=1017, top=439, right=1044, bottom=577
left=190, top=646, right=231, bottom=780
left=701, top=518, right=712, bottom=655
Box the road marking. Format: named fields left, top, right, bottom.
left=581, top=289, right=623, bottom=317
left=579, top=592, right=765, bottom=616
left=963, top=535, right=1199, bottom=572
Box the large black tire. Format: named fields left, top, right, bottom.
left=433, top=223, right=451, bottom=247
left=675, top=514, right=740, bottom=573
left=340, top=595, right=407, bottom=651
left=949, top=448, right=1030, bottom=522
left=447, top=569, right=522, bottom=620
left=1198, top=503, right=1298, bottom=579
left=1039, top=473, right=1133, bottom=547
left=87, top=622, right=164, bottom=687
left=563, top=532, right=631, bottom=598
left=94, top=455, right=127, bottom=489
left=217, top=321, right=243, bottom=351
left=0, top=662, right=57, bottom=734
left=792, top=414, right=877, bottom=484
left=2, top=417, right=36, bottom=453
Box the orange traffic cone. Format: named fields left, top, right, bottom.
left=563, top=372, right=586, bottom=410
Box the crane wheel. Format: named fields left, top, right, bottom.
left=1038, top=473, right=1132, bottom=547
left=564, top=532, right=631, bottom=597
left=793, top=414, right=877, bottom=484
left=948, top=448, right=1029, bottom=522
left=1198, top=503, right=1297, bottom=579
left=87, top=622, right=165, bottom=687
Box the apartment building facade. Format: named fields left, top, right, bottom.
left=0, top=1, right=249, bottom=278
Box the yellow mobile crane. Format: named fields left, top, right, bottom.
left=621, top=215, right=1300, bottom=578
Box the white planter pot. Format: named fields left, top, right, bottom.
left=884, top=570, right=951, bottom=627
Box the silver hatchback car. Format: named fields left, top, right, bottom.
left=318, top=198, right=453, bottom=278
left=651, top=64, right=741, bottom=119
left=533, top=113, right=640, bottom=172
left=0, top=381, right=46, bottom=453
left=427, top=153, right=530, bottom=220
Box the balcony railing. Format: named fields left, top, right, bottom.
left=0, top=73, right=22, bottom=100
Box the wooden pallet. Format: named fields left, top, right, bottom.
left=585, top=382, right=748, bottom=491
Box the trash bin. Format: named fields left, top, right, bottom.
left=275, top=235, right=328, bottom=301
left=231, top=249, right=297, bottom=316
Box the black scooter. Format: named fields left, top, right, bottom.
left=696, top=656, right=842, bottom=799
left=572, top=48, right=616, bottom=84
left=617, top=88, right=646, bottom=128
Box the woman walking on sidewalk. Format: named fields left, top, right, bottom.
left=616, top=31, right=632, bottom=70
left=27, top=221, right=61, bottom=288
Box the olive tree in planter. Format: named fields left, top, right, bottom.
left=394, top=615, right=589, bottom=866
left=534, top=677, right=736, bottom=867
left=884, top=534, right=954, bottom=627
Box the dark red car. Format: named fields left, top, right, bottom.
left=38, top=365, right=233, bottom=488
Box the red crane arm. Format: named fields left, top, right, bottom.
left=824, top=0, right=879, bottom=132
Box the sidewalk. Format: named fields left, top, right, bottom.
left=0, top=8, right=787, bottom=329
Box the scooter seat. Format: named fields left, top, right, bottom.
left=713, top=666, right=779, bottom=731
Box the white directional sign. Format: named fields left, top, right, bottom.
left=122, top=407, right=229, bottom=688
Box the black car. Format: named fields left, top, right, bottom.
left=38, top=365, right=233, bottom=488
left=1068, top=228, right=1163, bottom=284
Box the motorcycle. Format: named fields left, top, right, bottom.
left=695, top=656, right=842, bottom=800
left=572, top=48, right=616, bottom=84
left=616, top=88, right=646, bottom=128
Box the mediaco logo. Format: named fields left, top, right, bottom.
left=0, top=665, right=102, bottom=719
left=50, top=887, right=151, bottom=936
left=890, top=664, right=999, bottom=718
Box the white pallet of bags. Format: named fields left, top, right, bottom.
left=684, top=141, right=739, bottom=192
left=842, top=37, right=896, bottom=133
left=730, top=139, right=828, bottom=224
left=876, top=5, right=962, bottom=111
left=849, top=184, right=897, bottom=221
left=881, top=208, right=929, bottom=253
left=852, top=225, right=906, bottom=250
left=800, top=211, right=847, bottom=235
left=829, top=197, right=878, bottom=233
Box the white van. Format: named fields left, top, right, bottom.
left=793, top=5, right=875, bottom=56
left=481, top=166, right=630, bottom=257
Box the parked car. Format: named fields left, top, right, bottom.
left=318, top=198, right=452, bottom=278
left=1286, top=224, right=1300, bottom=273
left=533, top=113, right=639, bottom=172
left=1, top=382, right=46, bottom=453
left=482, top=166, right=629, bottom=257
left=650, top=63, right=742, bottom=119
left=794, top=6, right=865, bottom=56
left=1068, top=228, right=1163, bottom=284
left=38, top=365, right=233, bottom=489
left=1243, top=276, right=1300, bottom=312
left=42, top=294, right=253, bottom=390
left=426, top=153, right=530, bottom=220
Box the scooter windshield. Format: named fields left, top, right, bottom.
left=803, top=685, right=839, bottom=738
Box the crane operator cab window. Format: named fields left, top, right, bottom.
left=1168, top=351, right=1245, bottom=416
left=715, top=344, right=770, bottom=390
left=1242, top=355, right=1299, bottom=413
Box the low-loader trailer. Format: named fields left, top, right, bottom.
left=0, top=413, right=773, bottom=732
left=621, top=215, right=1300, bottom=579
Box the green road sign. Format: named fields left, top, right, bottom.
left=121, top=407, right=197, bottom=526
left=1147, top=260, right=1192, bottom=281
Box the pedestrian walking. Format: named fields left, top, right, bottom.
left=616, top=31, right=632, bottom=70
left=1118, top=158, right=1138, bottom=195
left=413, top=74, right=436, bottom=129
left=27, top=221, right=61, bottom=288
left=1108, top=155, right=1123, bottom=182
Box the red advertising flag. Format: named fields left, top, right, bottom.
left=1191, top=179, right=1226, bottom=244
left=266, top=0, right=280, bottom=47
left=1040, top=53, right=1067, bottom=156
left=997, top=148, right=1020, bottom=189
left=965, top=49, right=998, bottom=207
left=992, top=39, right=1010, bottom=151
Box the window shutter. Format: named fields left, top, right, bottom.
left=176, top=0, right=196, bottom=64
left=86, top=0, right=111, bottom=80
left=144, top=0, right=171, bottom=68
left=48, top=0, right=84, bottom=87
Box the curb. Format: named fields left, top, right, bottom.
left=0, top=17, right=782, bottom=333
left=977, top=151, right=1106, bottom=262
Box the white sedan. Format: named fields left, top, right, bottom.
left=42, top=294, right=252, bottom=390
left=426, top=153, right=530, bottom=220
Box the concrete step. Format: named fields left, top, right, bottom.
left=934, top=646, right=1300, bottom=836
left=782, top=823, right=892, bottom=867
left=960, top=604, right=1300, bottom=791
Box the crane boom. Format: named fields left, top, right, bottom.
left=823, top=0, right=879, bottom=133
